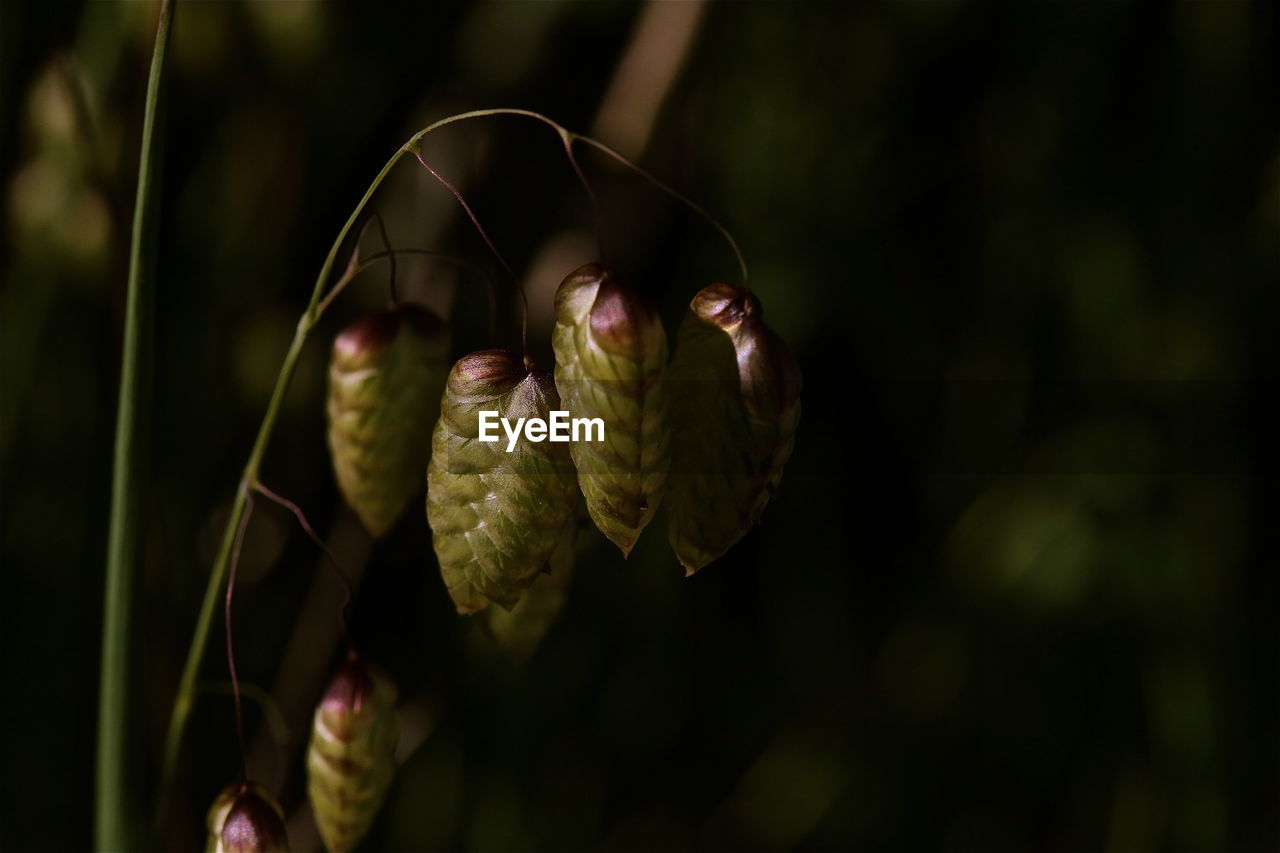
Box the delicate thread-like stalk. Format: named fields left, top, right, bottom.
left=157, top=137, right=409, bottom=825
left=159, top=107, right=747, bottom=831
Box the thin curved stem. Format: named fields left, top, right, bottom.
left=411, top=150, right=527, bottom=356
left=312, top=246, right=500, bottom=349
left=159, top=108, right=743, bottom=832
left=157, top=141, right=409, bottom=826
left=572, top=134, right=749, bottom=286
left=201, top=681, right=291, bottom=774
left=402, top=107, right=747, bottom=285
left=559, top=130, right=608, bottom=264
left=252, top=481, right=356, bottom=652
left=368, top=210, right=398, bottom=306
left=224, top=489, right=254, bottom=783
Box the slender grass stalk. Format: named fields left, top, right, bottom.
left=158, top=108, right=746, bottom=827
left=95, top=0, right=173, bottom=850
left=157, top=140, right=411, bottom=825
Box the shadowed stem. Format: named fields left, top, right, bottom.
left=368, top=210, right=398, bottom=305
left=157, top=137, right=408, bottom=827
left=224, top=489, right=255, bottom=783
left=315, top=247, right=499, bottom=342
left=573, top=134, right=749, bottom=287
left=96, top=0, right=172, bottom=849
left=253, top=481, right=357, bottom=651
left=159, top=107, right=746, bottom=831
left=410, top=150, right=526, bottom=356
left=402, top=107, right=747, bottom=285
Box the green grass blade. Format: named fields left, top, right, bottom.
left=95, top=0, right=174, bottom=849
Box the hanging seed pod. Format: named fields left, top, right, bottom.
left=206, top=782, right=290, bottom=853
left=666, top=283, right=802, bottom=574
left=426, top=349, right=578, bottom=613
left=307, top=655, right=398, bottom=853
left=551, top=263, right=669, bottom=555
left=486, top=503, right=578, bottom=661
left=327, top=304, right=450, bottom=539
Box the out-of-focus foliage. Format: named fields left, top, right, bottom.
left=1, top=1, right=1273, bottom=851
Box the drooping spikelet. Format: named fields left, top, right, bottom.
left=206, top=782, right=290, bottom=853
left=666, top=283, right=802, bottom=574
left=327, top=304, right=450, bottom=538
left=306, top=656, right=398, bottom=853
left=551, top=263, right=669, bottom=555
left=425, top=349, right=578, bottom=613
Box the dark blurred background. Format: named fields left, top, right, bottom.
left=1, top=1, right=1275, bottom=850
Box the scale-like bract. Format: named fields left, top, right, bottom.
left=426, top=350, right=578, bottom=613
left=486, top=507, right=578, bottom=661
left=327, top=304, right=450, bottom=538
left=205, top=782, right=290, bottom=853
left=552, top=263, right=669, bottom=555
left=306, top=656, right=398, bottom=853
left=667, top=283, right=802, bottom=573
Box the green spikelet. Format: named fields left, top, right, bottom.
left=667, top=283, right=802, bottom=574
left=205, top=782, right=290, bottom=853
left=306, top=656, right=398, bottom=853
left=486, top=505, right=578, bottom=661
left=327, top=304, right=450, bottom=538
left=551, top=263, right=669, bottom=555
left=425, top=349, right=578, bottom=614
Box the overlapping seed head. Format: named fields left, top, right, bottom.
left=306, top=656, right=398, bottom=853
left=426, top=349, right=578, bottom=613
left=205, top=782, right=290, bottom=853
left=551, top=263, right=669, bottom=555
left=327, top=304, right=450, bottom=538
left=667, top=283, right=802, bottom=573
left=486, top=506, right=578, bottom=661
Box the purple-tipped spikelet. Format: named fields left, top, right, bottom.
left=327, top=304, right=450, bottom=538
left=551, top=263, right=669, bottom=556
left=425, top=349, right=578, bottom=613
left=306, top=655, right=398, bottom=853
left=666, top=283, right=802, bottom=574
left=205, top=782, right=290, bottom=853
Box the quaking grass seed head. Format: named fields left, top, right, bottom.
left=556, top=262, right=664, bottom=356
left=307, top=655, right=398, bottom=853
left=688, top=282, right=802, bottom=420
left=205, top=782, right=290, bottom=853
left=667, top=282, right=802, bottom=574
left=327, top=303, right=450, bottom=539
left=485, top=503, right=578, bottom=661
left=426, top=349, right=578, bottom=613
left=552, top=263, right=669, bottom=555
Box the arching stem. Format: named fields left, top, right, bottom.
left=410, top=150, right=527, bottom=357
left=572, top=134, right=749, bottom=287
left=158, top=107, right=744, bottom=832
left=368, top=210, right=398, bottom=306
left=224, top=487, right=254, bottom=783
left=252, top=481, right=357, bottom=652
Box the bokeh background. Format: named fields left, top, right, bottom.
left=1, top=1, right=1275, bottom=850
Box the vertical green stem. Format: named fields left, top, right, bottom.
left=96, top=0, right=173, bottom=850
